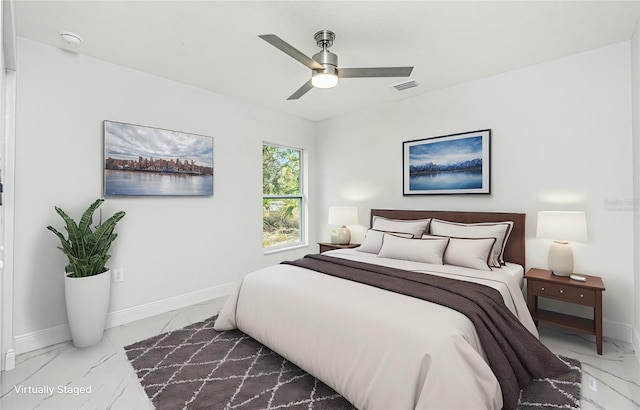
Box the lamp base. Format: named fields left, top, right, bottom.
left=549, top=240, right=574, bottom=276
left=336, top=225, right=351, bottom=245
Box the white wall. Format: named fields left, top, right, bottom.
left=12, top=36, right=637, bottom=352
left=317, top=42, right=634, bottom=342
left=1, top=0, right=17, bottom=371
left=632, top=10, right=640, bottom=357
left=13, top=38, right=318, bottom=353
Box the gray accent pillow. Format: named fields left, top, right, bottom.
left=377, top=234, right=449, bottom=264
left=358, top=229, right=413, bottom=254
left=430, top=219, right=512, bottom=267
left=372, top=217, right=431, bottom=238
left=439, top=236, right=497, bottom=271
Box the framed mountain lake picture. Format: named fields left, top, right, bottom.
left=403, top=129, right=490, bottom=195
left=104, top=120, right=214, bottom=196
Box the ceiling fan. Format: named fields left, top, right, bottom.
left=259, top=30, right=414, bottom=100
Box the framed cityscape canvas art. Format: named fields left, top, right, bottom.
left=104, top=120, right=214, bottom=196
left=403, top=129, right=491, bottom=195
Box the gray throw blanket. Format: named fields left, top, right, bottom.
left=282, top=254, right=570, bottom=410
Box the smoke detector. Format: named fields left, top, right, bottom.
left=59, top=31, right=83, bottom=45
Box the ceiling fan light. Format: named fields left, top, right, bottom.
left=312, top=72, right=338, bottom=89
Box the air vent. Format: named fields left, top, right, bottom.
left=393, top=80, right=419, bottom=91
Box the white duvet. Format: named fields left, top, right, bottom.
left=215, top=249, right=537, bottom=410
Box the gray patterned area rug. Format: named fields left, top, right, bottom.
left=124, top=316, right=581, bottom=410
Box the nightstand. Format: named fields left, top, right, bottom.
left=318, top=242, right=360, bottom=253
left=525, top=268, right=605, bottom=354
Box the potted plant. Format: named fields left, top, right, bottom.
left=47, top=198, right=125, bottom=348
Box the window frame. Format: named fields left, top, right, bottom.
left=262, top=142, right=306, bottom=253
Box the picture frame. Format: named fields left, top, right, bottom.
left=104, top=120, right=214, bottom=196
left=403, top=129, right=491, bottom=195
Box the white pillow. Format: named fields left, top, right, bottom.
left=358, top=229, right=413, bottom=254
left=430, top=219, right=512, bottom=267
left=372, top=217, right=430, bottom=237
left=377, top=234, right=449, bottom=264
left=497, top=221, right=514, bottom=264
left=437, top=236, right=497, bottom=271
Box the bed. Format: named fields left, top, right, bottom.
left=215, top=209, right=567, bottom=410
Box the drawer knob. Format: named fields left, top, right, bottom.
left=580, top=294, right=584, bottom=298
left=559, top=289, right=564, bottom=294
left=541, top=287, right=545, bottom=291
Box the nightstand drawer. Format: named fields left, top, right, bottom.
left=529, top=280, right=596, bottom=305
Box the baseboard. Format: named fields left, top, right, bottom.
left=14, top=323, right=71, bottom=355
left=3, top=348, right=16, bottom=371
left=104, top=281, right=238, bottom=328
left=14, top=281, right=239, bottom=355
left=604, top=319, right=633, bottom=343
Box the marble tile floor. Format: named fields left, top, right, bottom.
left=0, top=298, right=638, bottom=410
left=0, top=298, right=226, bottom=410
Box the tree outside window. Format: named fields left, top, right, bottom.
left=263, top=144, right=303, bottom=249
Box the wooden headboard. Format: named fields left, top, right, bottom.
left=370, top=209, right=526, bottom=267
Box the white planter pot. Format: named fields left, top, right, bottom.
left=64, top=269, right=111, bottom=348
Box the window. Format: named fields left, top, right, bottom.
left=263, top=143, right=304, bottom=250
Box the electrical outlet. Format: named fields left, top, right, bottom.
left=113, top=268, right=124, bottom=283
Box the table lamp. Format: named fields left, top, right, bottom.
left=328, top=206, right=358, bottom=245
left=536, top=211, right=588, bottom=276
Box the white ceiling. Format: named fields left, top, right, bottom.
left=14, top=1, right=640, bottom=122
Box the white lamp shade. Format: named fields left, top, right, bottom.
left=328, top=206, right=358, bottom=226
left=536, top=211, right=588, bottom=242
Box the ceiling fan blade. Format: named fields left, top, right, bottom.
left=287, top=80, right=314, bottom=100
left=338, top=67, right=414, bottom=78
left=259, top=34, right=324, bottom=70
